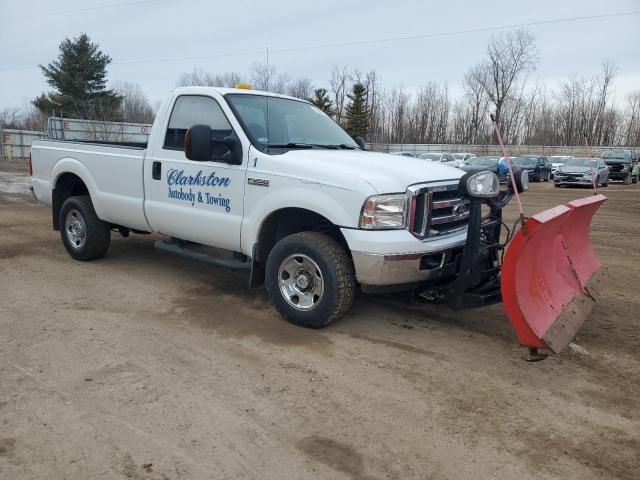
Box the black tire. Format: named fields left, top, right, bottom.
left=602, top=178, right=609, bottom=187
left=623, top=173, right=631, bottom=185
left=265, top=231, right=355, bottom=328
left=543, top=171, right=550, bottom=182
left=59, top=196, right=111, bottom=261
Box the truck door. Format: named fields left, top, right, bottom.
left=143, top=94, right=247, bottom=251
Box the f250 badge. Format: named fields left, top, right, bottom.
left=248, top=178, right=270, bottom=187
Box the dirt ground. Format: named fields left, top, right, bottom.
left=1, top=160, right=638, bottom=480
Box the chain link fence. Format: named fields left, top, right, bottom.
left=367, top=143, right=639, bottom=157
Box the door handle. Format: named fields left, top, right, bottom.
left=152, top=161, right=161, bottom=180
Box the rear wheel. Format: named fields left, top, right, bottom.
left=265, top=232, right=355, bottom=328
left=59, top=196, right=111, bottom=261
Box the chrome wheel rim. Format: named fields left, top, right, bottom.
left=278, top=253, right=324, bottom=311
left=64, top=209, right=86, bottom=249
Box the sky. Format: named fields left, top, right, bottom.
left=0, top=0, right=639, bottom=111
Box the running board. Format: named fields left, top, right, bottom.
left=154, top=240, right=251, bottom=271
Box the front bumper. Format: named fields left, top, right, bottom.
left=608, top=171, right=629, bottom=180
left=554, top=177, right=593, bottom=186
left=351, top=246, right=463, bottom=290
left=340, top=228, right=467, bottom=288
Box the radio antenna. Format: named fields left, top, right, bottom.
left=266, top=46, right=271, bottom=153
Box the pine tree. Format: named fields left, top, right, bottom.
left=33, top=33, right=122, bottom=120
left=344, top=83, right=369, bottom=139
left=310, top=88, right=335, bottom=116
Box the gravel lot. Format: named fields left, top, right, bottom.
left=1, top=160, right=638, bottom=480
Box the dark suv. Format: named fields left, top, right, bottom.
left=601, top=149, right=638, bottom=184
left=512, top=155, right=552, bottom=182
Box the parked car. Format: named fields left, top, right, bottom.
left=549, top=155, right=574, bottom=178
left=391, top=151, right=416, bottom=158
left=554, top=157, right=609, bottom=188
left=417, top=152, right=445, bottom=161
left=512, top=155, right=552, bottom=182
left=461, top=156, right=507, bottom=183
left=601, top=149, right=638, bottom=184
left=439, top=153, right=459, bottom=167
left=417, top=152, right=459, bottom=167
left=452, top=152, right=475, bottom=167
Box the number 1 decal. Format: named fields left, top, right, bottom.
left=252, top=158, right=258, bottom=168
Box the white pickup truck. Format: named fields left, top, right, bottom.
left=31, top=86, right=525, bottom=328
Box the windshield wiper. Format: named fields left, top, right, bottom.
left=267, top=143, right=353, bottom=150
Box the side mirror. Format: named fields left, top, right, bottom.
left=185, top=125, right=211, bottom=161
left=185, top=124, right=242, bottom=165
left=354, top=136, right=366, bottom=150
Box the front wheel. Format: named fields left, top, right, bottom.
left=265, top=232, right=355, bottom=328
left=633, top=173, right=639, bottom=184
left=543, top=171, right=550, bottom=182
left=623, top=173, right=632, bottom=185
left=59, top=196, right=111, bottom=261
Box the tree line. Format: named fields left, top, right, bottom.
left=1, top=31, right=638, bottom=147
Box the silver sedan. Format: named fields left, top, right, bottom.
left=554, top=158, right=609, bottom=187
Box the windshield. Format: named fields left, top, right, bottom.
left=468, top=156, right=499, bottom=167
left=601, top=149, right=631, bottom=160
left=225, top=94, right=358, bottom=149
left=513, top=156, right=539, bottom=167
left=550, top=156, right=570, bottom=164
left=564, top=158, right=596, bottom=167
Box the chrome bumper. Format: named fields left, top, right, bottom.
left=554, top=178, right=592, bottom=185
left=352, top=247, right=461, bottom=287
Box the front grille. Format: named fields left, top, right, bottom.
left=606, top=163, right=625, bottom=172
left=559, top=173, right=583, bottom=182
left=409, top=181, right=470, bottom=239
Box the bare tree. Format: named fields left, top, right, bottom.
left=329, top=66, right=349, bottom=124
left=623, top=90, right=640, bottom=146
left=473, top=28, right=538, bottom=127
left=177, top=68, right=243, bottom=88
left=0, top=108, right=23, bottom=128
left=286, top=77, right=314, bottom=99
left=113, top=81, right=155, bottom=124
left=463, top=65, right=490, bottom=143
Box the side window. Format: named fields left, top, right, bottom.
left=164, top=95, right=233, bottom=151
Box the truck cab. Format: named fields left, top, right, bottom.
left=601, top=148, right=638, bottom=184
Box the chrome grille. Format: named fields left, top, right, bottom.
left=408, top=181, right=469, bottom=239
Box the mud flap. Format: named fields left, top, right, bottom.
left=501, top=194, right=607, bottom=354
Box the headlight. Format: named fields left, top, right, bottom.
left=460, top=171, right=500, bottom=198
left=583, top=171, right=594, bottom=178
left=359, top=194, right=408, bottom=229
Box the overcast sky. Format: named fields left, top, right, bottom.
left=1, top=0, right=639, bottom=111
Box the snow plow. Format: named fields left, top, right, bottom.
left=501, top=194, right=607, bottom=355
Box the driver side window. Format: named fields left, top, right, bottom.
left=164, top=95, right=233, bottom=151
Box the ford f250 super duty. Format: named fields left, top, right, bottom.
left=31, top=86, right=529, bottom=330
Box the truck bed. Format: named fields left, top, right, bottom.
left=31, top=139, right=150, bottom=231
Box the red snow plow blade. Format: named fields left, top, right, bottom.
left=501, top=194, right=607, bottom=354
